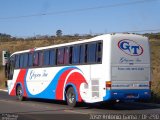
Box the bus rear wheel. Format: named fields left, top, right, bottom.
left=16, top=85, right=25, bottom=101
left=66, top=87, right=77, bottom=107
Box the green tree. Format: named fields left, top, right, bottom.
left=56, top=30, right=62, bottom=37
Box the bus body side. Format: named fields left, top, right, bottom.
left=103, top=34, right=151, bottom=102
left=7, top=37, right=106, bottom=105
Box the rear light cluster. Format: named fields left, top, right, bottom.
left=106, top=81, right=112, bottom=89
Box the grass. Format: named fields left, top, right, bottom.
left=150, top=39, right=160, bottom=103
left=0, top=37, right=160, bottom=103
left=0, top=66, right=6, bottom=89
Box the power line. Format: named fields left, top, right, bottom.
left=0, top=0, right=157, bottom=20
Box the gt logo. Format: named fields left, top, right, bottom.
left=118, top=39, right=143, bottom=56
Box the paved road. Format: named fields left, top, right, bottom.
left=0, top=91, right=160, bottom=120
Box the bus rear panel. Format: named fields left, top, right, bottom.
left=104, top=34, right=151, bottom=102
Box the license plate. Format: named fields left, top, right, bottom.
left=126, top=94, right=135, bottom=98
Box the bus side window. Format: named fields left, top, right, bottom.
left=33, top=52, right=39, bottom=66
left=38, top=51, right=43, bottom=66
left=57, top=47, right=64, bottom=65
left=15, top=55, right=20, bottom=69
left=20, top=54, right=24, bottom=68
left=50, top=49, right=56, bottom=66
left=44, top=50, right=50, bottom=66
left=72, top=45, right=80, bottom=64
left=96, top=42, right=102, bottom=63
left=28, top=53, right=33, bottom=67
left=24, top=53, right=28, bottom=68
left=87, top=43, right=97, bottom=63
left=69, top=47, right=73, bottom=64
left=80, top=44, right=85, bottom=64
left=64, top=47, right=70, bottom=65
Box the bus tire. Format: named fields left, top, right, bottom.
left=16, top=85, right=25, bottom=101
left=66, top=87, right=77, bottom=107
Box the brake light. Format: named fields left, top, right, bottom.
left=106, top=81, right=112, bottom=88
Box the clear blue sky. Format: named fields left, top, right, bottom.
left=0, top=0, right=160, bottom=37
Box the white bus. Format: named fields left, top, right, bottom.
left=6, top=33, right=151, bottom=107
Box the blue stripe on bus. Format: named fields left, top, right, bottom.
left=103, top=89, right=151, bottom=101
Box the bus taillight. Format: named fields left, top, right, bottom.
left=106, top=81, right=112, bottom=89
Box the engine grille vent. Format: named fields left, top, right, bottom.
left=91, top=80, right=99, bottom=98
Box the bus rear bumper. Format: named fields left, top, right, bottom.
left=103, top=89, right=151, bottom=102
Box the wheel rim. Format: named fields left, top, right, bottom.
left=68, top=92, right=75, bottom=103
left=17, top=88, right=22, bottom=98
